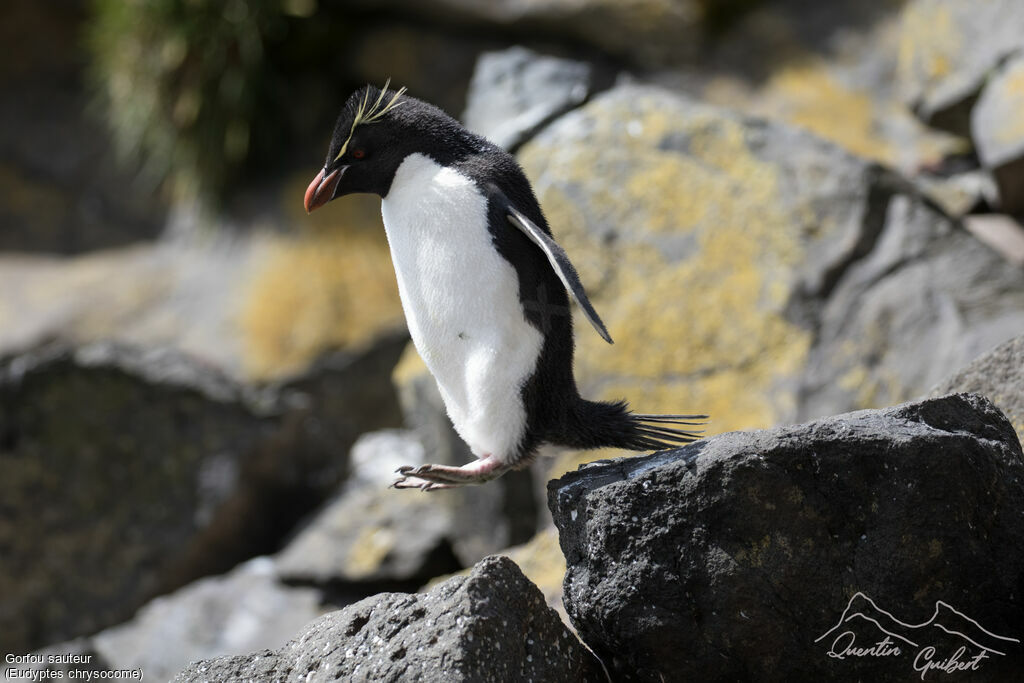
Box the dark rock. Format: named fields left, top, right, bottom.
left=971, top=54, right=1024, bottom=213
left=463, top=47, right=596, bottom=151
left=172, top=556, right=603, bottom=682
left=549, top=393, right=1024, bottom=682
left=0, top=338, right=403, bottom=652
left=931, top=334, right=1024, bottom=444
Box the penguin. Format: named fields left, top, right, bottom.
left=304, top=82, right=706, bottom=490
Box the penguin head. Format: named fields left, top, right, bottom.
left=304, top=82, right=419, bottom=212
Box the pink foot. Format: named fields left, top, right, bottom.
left=392, top=454, right=510, bottom=489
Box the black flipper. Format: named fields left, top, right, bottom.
left=493, top=188, right=614, bottom=344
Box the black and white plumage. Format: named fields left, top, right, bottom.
left=305, top=84, right=706, bottom=489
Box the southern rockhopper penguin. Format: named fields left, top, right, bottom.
left=305, top=83, right=706, bottom=490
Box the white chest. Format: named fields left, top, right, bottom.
left=380, top=154, right=544, bottom=459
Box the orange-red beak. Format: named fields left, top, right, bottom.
left=303, top=168, right=342, bottom=213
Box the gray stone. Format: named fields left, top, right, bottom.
left=899, top=0, right=1024, bottom=136
left=91, top=557, right=322, bottom=683
left=0, top=338, right=403, bottom=651
left=0, top=234, right=257, bottom=378
left=172, top=556, right=603, bottom=682
left=275, top=430, right=461, bottom=585
left=0, top=191, right=409, bottom=383
left=549, top=393, right=1024, bottom=681
left=797, top=193, right=1024, bottom=421
left=971, top=54, right=1024, bottom=212
left=931, top=334, right=1024, bottom=444
left=463, top=47, right=594, bottom=151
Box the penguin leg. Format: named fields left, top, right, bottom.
left=393, top=454, right=509, bottom=488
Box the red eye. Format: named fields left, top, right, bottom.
left=352, top=149, right=366, bottom=159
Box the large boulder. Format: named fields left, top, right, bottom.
left=548, top=393, right=1024, bottom=681
left=172, top=556, right=602, bottom=682
left=795, top=190, right=1024, bottom=422
left=0, top=339, right=403, bottom=652
left=932, top=334, right=1024, bottom=443
left=517, top=84, right=1024, bottom=437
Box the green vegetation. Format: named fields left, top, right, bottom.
left=87, top=0, right=316, bottom=202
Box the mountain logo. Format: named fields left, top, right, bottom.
left=816, top=592, right=1019, bottom=679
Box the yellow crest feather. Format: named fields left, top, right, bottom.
left=334, top=79, right=408, bottom=162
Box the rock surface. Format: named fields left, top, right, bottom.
left=91, top=557, right=323, bottom=683
left=172, top=556, right=602, bottom=682
left=518, top=84, right=1024, bottom=437
left=971, top=53, right=1024, bottom=213
left=0, top=190, right=405, bottom=382
left=796, top=190, right=1024, bottom=421
left=463, top=47, right=597, bottom=151
left=275, top=430, right=461, bottom=586
left=932, top=334, right=1024, bottom=444
left=898, top=0, right=1024, bottom=136
left=0, top=339, right=403, bottom=652
left=549, top=393, right=1024, bottom=681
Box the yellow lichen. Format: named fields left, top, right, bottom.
left=897, top=1, right=961, bottom=92
left=391, top=341, right=427, bottom=393
left=239, top=178, right=404, bottom=380
left=345, top=525, right=396, bottom=579
left=520, top=95, right=814, bottom=435
left=757, top=63, right=888, bottom=163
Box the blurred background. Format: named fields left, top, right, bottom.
left=2, top=0, right=1023, bottom=678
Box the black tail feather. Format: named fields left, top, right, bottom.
left=559, top=399, right=708, bottom=452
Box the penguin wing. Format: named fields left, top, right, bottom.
left=495, top=190, right=613, bottom=344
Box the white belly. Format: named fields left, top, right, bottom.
left=380, top=153, right=544, bottom=460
